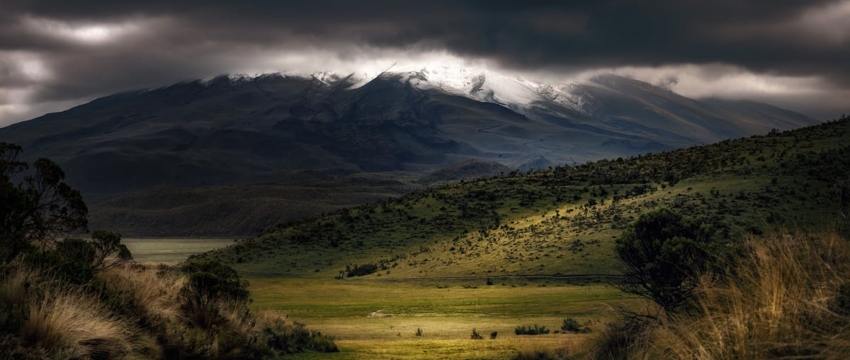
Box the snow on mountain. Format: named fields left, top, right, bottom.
left=368, top=63, right=588, bottom=113
left=311, top=71, right=344, bottom=85
left=243, top=62, right=591, bottom=113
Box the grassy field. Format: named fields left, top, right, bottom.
left=119, top=239, right=639, bottom=358
left=248, top=277, right=641, bottom=359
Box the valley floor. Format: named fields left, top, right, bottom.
left=248, top=277, right=640, bottom=359
left=116, top=239, right=640, bottom=358
left=122, top=237, right=235, bottom=263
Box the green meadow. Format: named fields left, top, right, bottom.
left=247, top=277, right=641, bottom=359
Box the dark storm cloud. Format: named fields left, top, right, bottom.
left=1, top=0, right=848, bottom=125
left=7, top=0, right=841, bottom=70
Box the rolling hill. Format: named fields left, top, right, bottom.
left=195, top=116, right=850, bottom=278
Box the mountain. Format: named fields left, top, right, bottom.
left=0, top=66, right=820, bottom=236
left=196, top=118, right=850, bottom=278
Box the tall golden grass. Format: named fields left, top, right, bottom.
left=1, top=262, right=336, bottom=359
left=97, top=264, right=185, bottom=328
left=21, top=284, right=133, bottom=359
left=1, top=266, right=133, bottom=359
left=586, top=230, right=850, bottom=360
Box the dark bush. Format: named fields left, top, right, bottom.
left=515, top=325, right=550, bottom=335
left=345, top=263, right=379, bottom=277
left=560, top=318, right=582, bottom=333
left=180, top=260, right=250, bottom=328
left=22, top=230, right=132, bottom=286
left=615, top=208, right=727, bottom=313
left=264, top=321, right=338, bottom=355
left=52, top=238, right=97, bottom=284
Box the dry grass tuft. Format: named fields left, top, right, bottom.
left=2, top=261, right=336, bottom=359
left=96, top=263, right=185, bottom=326
left=0, top=268, right=33, bottom=308
left=587, top=231, right=850, bottom=360
left=18, top=278, right=133, bottom=358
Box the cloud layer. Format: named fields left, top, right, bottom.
left=1, top=0, right=848, bottom=126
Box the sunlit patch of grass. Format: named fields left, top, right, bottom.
left=247, top=277, right=635, bottom=359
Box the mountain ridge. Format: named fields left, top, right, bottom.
left=0, top=68, right=821, bottom=236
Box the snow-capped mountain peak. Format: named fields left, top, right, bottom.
left=209, top=62, right=590, bottom=113
left=359, top=63, right=587, bottom=112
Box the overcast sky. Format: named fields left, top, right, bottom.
left=1, top=0, right=848, bottom=127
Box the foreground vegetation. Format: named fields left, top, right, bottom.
left=581, top=230, right=850, bottom=360
left=1, top=262, right=337, bottom=359
left=0, top=143, right=336, bottom=359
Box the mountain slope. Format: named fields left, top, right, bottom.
left=0, top=68, right=821, bottom=236
left=195, top=117, right=850, bottom=278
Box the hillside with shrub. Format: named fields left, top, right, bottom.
left=198, top=116, right=850, bottom=280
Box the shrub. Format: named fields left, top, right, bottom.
left=49, top=238, right=97, bottom=284
left=515, top=325, right=550, bottom=335
left=345, top=263, right=379, bottom=277
left=415, top=327, right=423, bottom=336
left=471, top=328, right=483, bottom=339
left=490, top=331, right=498, bottom=339
left=260, top=317, right=338, bottom=355
left=560, top=318, right=581, bottom=333
left=180, top=260, right=249, bottom=327
left=90, top=230, right=132, bottom=268
left=26, top=231, right=132, bottom=285
left=615, top=208, right=726, bottom=313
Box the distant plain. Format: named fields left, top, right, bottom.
left=122, top=238, right=235, bottom=263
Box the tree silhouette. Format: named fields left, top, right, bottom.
left=0, top=142, right=88, bottom=262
